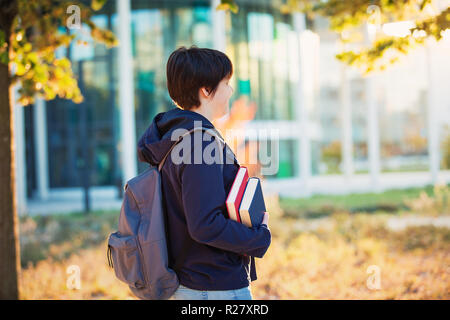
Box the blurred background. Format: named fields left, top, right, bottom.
left=9, top=0, right=450, bottom=299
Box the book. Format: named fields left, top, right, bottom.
left=226, top=166, right=249, bottom=223
left=239, top=177, right=266, bottom=228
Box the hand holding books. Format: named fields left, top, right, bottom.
left=226, top=166, right=267, bottom=228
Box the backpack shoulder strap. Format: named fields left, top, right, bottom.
left=157, top=126, right=225, bottom=273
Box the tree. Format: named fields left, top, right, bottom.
left=219, top=0, right=450, bottom=74
left=0, top=0, right=117, bottom=299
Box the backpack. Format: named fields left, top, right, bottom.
left=107, top=126, right=225, bottom=300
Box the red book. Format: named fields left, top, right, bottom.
left=226, top=166, right=249, bottom=223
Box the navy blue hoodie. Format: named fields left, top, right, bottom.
left=137, top=107, right=271, bottom=291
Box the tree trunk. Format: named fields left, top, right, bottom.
left=0, top=0, right=20, bottom=300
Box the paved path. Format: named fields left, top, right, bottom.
left=293, top=215, right=450, bottom=232
left=386, top=215, right=450, bottom=231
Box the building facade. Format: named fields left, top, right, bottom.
left=13, top=0, right=450, bottom=215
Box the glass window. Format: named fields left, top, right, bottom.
left=24, top=104, right=37, bottom=198
left=375, top=47, right=429, bottom=172
left=351, top=77, right=369, bottom=174
left=130, top=1, right=213, bottom=173
left=442, top=124, right=450, bottom=170
left=434, top=40, right=450, bottom=171
left=309, top=16, right=344, bottom=175
left=225, top=2, right=296, bottom=120
left=46, top=2, right=120, bottom=188
left=260, top=139, right=298, bottom=179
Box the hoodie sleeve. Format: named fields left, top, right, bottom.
left=178, top=140, right=271, bottom=258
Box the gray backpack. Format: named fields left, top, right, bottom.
left=107, top=126, right=224, bottom=300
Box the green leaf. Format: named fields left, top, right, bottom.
left=91, top=0, right=107, bottom=11
left=0, top=29, right=8, bottom=65
left=216, top=0, right=239, bottom=14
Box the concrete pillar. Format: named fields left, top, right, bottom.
left=117, top=0, right=138, bottom=184
left=211, top=0, right=226, bottom=52
left=366, top=75, right=381, bottom=191
left=426, top=40, right=440, bottom=184
left=365, top=25, right=381, bottom=192
left=339, top=38, right=354, bottom=178
left=34, top=97, right=49, bottom=200
left=293, top=13, right=312, bottom=197
left=12, top=85, right=27, bottom=215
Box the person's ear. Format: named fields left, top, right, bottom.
left=201, top=87, right=210, bottom=98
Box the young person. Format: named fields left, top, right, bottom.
left=137, top=46, right=271, bottom=300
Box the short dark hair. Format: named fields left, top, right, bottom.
left=166, top=46, right=233, bottom=110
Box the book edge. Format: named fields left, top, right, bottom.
left=226, top=167, right=246, bottom=203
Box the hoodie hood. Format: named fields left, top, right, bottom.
left=137, top=107, right=218, bottom=166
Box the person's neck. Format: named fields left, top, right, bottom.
left=189, top=104, right=215, bottom=124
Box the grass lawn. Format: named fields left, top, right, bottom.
left=279, top=185, right=441, bottom=218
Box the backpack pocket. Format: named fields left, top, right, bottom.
left=107, top=232, right=146, bottom=289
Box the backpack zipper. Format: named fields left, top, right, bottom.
left=107, top=245, right=114, bottom=268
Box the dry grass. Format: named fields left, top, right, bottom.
left=253, top=228, right=450, bottom=299
left=19, top=191, right=450, bottom=300
left=20, top=245, right=134, bottom=300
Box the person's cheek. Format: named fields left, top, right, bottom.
left=224, top=91, right=230, bottom=113
left=227, top=86, right=232, bottom=100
